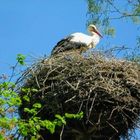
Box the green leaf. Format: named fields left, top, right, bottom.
left=0, top=117, right=10, bottom=129
left=21, top=88, right=31, bottom=93
left=65, top=112, right=83, bottom=119
left=35, top=125, right=41, bottom=131
left=0, top=98, right=6, bottom=105
left=18, top=122, right=28, bottom=136
left=1, top=89, right=11, bottom=97
left=41, top=120, right=55, bottom=134
left=1, top=82, right=9, bottom=89
left=23, top=95, right=30, bottom=102
left=31, top=136, right=36, bottom=140
left=24, top=108, right=37, bottom=115
left=55, top=114, right=66, bottom=125
left=31, top=135, right=40, bottom=140
left=0, top=134, right=5, bottom=140
left=31, top=88, right=38, bottom=92
left=16, top=54, right=26, bottom=65
left=8, top=96, right=21, bottom=106
left=104, top=28, right=115, bottom=36
left=33, top=103, right=42, bottom=109
left=33, top=117, right=40, bottom=122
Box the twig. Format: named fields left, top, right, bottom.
left=8, top=62, right=18, bottom=82
left=65, top=95, right=76, bottom=103
left=60, top=124, right=64, bottom=140
left=78, top=101, right=84, bottom=113
left=106, top=121, right=118, bottom=133
left=35, top=75, right=40, bottom=88
left=87, top=93, right=97, bottom=123
left=106, top=0, right=122, bottom=15
left=109, top=107, right=118, bottom=120
left=97, top=112, right=102, bottom=125
left=65, top=80, right=77, bottom=90
left=109, top=14, right=140, bottom=20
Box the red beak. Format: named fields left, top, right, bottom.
left=94, top=30, right=103, bottom=38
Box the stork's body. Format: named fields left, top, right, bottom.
left=51, top=25, right=102, bottom=55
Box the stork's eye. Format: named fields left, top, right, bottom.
left=90, top=27, right=95, bottom=31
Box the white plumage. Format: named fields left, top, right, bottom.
left=70, top=32, right=100, bottom=49
left=51, top=24, right=102, bottom=55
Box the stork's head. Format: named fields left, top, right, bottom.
left=88, top=24, right=103, bottom=38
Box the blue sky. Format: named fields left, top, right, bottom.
left=0, top=0, right=139, bottom=139
left=0, top=0, right=139, bottom=75
left=0, top=0, right=88, bottom=74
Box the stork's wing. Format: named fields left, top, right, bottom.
left=51, top=35, right=87, bottom=55
left=51, top=36, right=73, bottom=55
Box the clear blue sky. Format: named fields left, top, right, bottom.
left=0, top=0, right=139, bottom=139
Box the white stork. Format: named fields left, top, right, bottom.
left=51, top=24, right=102, bottom=55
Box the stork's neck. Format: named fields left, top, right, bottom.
left=90, top=31, right=99, bottom=37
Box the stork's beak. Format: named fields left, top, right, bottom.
left=94, top=29, right=103, bottom=38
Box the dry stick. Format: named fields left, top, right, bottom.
left=87, top=124, right=97, bottom=134
left=8, top=62, right=18, bottom=82
left=39, top=135, right=45, bottom=140
left=109, top=132, right=119, bottom=140
left=106, top=121, right=118, bottom=133
left=97, top=112, right=102, bottom=125
left=30, top=68, right=41, bottom=88
left=60, top=124, right=64, bottom=140
left=125, top=107, right=139, bottom=118
left=78, top=101, right=84, bottom=113
left=122, top=109, right=140, bottom=129
left=87, top=93, right=97, bottom=123
left=65, top=80, right=77, bottom=91
left=65, top=95, right=76, bottom=103
left=87, top=113, right=103, bottom=134
left=75, top=80, right=80, bottom=90
left=86, top=91, right=91, bottom=124
left=70, top=128, right=82, bottom=135
left=121, top=110, right=129, bottom=127
left=35, top=75, right=40, bottom=88
left=109, top=107, right=119, bottom=120
left=43, top=66, right=63, bottom=85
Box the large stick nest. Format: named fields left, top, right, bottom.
left=18, top=52, right=140, bottom=140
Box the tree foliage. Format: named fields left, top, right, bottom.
left=86, top=0, right=140, bottom=34
left=86, top=0, right=140, bottom=62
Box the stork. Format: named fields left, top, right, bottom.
left=51, top=24, right=102, bottom=55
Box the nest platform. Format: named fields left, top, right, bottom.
left=19, top=52, right=140, bottom=140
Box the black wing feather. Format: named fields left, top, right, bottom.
left=51, top=36, right=73, bottom=55
left=51, top=35, right=87, bottom=55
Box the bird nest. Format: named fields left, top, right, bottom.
left=18, top=52, right=140, bottom=140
